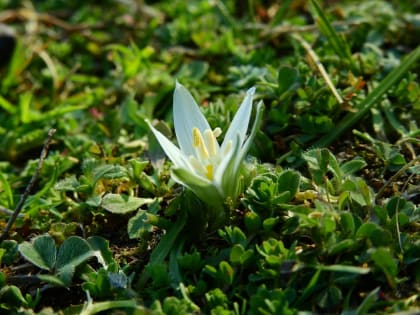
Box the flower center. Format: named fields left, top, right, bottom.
left=190, top=127, right=229, bottom=180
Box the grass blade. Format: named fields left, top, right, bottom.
left=313, top=44, right=420, bottom=148
left=355, top=287, right=380, bottom=315
left=310, top=0, right=359, bottom=74
left=137, top=211, right=186, bottom=288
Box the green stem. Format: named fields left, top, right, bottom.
left=137, top=211, right=187, bottom=288
left=80, top=300, right=140, bottom=315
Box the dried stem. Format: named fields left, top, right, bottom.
left=0, top=205, right=24, bottom=218
left=375, top=156, right=420, bottom=203
left=291, top=33, right=343, bottom=104
left=0, top=128, right=56, bottom=242
left=0, top=8, right=103, bottom=32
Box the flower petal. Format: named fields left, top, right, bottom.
left=216, top=101, right=264, bottom=201
left=214, top=133, right=242, bottom=200
left=147, top=120, right=192, bottom=170
left=221, top=87, right=255, bottom=152
left=171, top=167, right=224, bottom=206
left=236, top=100, right=264, bottom=170
left=173, top=81, right=211, bottom=156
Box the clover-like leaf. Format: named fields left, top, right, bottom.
left=18, top=234, right=56, bottom=271
left=101, top=193, right=155, bottom=214
left=127, top=210, right=154, bottom=239
left=56, top=236, right=95, bottom=285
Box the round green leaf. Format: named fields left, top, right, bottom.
left=101, top=193, right=155, bottom=214
left=277, top=169, right=300, bottom=202
left=56, top=236, right=95, bottom=285
left=127, top=210, right=153, bottom=239
left=18, top=235, right=56, bottom=271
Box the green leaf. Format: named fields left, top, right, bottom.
left=76, top=300, right=138, bottom=314
left=37, top=274, right=67, bottom=287
left=244, top=211, right=262, bottom=233
left=138, top=212, right=187, bottom=288
left=145, top=263, right=169, bottom=287
left=0, top=240, right=18, bottom=265
left=356, top=222, right=392, bottom=246
left=55, top=236, right=95, bottom=285
left=263, top=217, right=280, bottom=231
left=296, top=269, right=321, bottom=306
left=0, top=172, right=13, bottom=207
left=277, top=66, right=299, bottom=95
left=229, top=244, right=245, bottom=264
left=92, top=164, right=128, bottom=184
left=355, top=287, right=380, bottom=315
left=87, top=236, right=114, bottom=267
left=2, top=285, right=28, bottom=306
left=277, top=169, right=300, bottom=202
left=127, top=210, right=154, bottom=239
left=316, top=264, right=370, bottom=274
left=340, top=157, right=367, bottom=175
left=54, top=175, right=80, bottom=192
left=317, top=285, right=342, bottom=309
left=177, top=250, right=203, bottom=273
left=18, top=235, right=57, bottom=271
left=328, top=239, right=356, bottom=256
left=0, top=95, right=16, bottom=114
left=340, top=212, right=356, bottom=236
left=219, top=261, right=234, bottom=285
left=370, top=248, right=398, bottom=277
left=230, top=244, right=253, bottom=266
left=128, top=159, right=149, bottom=178
left=101, top=193, right=155, bottom=214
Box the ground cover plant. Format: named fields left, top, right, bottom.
left=0, top=0, right=419, bottom=314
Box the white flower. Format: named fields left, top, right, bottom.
left=148, top=81, right=263, bottom=206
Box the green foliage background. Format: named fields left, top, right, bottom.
left=0, top=0, right=419, bottom=314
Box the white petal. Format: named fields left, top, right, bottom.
left=216, top=101, right=263, bottom=200
left=221, top=87, right=255, bottom=152
left=236, top=100, right=264, bottom=171
left=214, top=133, right=242, bottom=199
left=147, top=120, right=191, bottom=170
left=173, top=81, right=211, bottom=156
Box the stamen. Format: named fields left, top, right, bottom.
left=189, top=156, right=207, bottom=174
left=205, top=164, right=214, bottom=180
left=192, top=127, right=209, bottom=159
left=204, top=129, right=218, bottom=157
left=213, top=127, right=222, bottom=138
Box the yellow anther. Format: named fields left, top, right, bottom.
left=192, top=127, right=201, bottom=147
left=213, top=127, right=222, bottom=138
left=192, top=127, right=209, bottom=159
left=204, top=129, right=218, bottom=157
left=205, top=164, right=214, bottom=180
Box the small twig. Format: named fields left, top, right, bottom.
left=394, top=171, right=416, bottom=253
left=0, top=129, right=56, bottom=242
left=0, top=205, right=24, bottom=218
left=0, top=8, right=103, bottom=33
left=291, top=33, right=344, bottom=104
left=258, top=20, right=361, bottom=39
left=37, top=50, right=59, bottom=90
left=375, top=156, right=420, bottom=203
